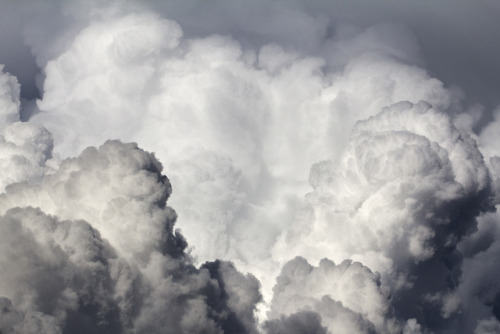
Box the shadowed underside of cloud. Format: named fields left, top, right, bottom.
left=0, top=138, right=262, bottom=334
left=273, top=101, right=496, bottom=331
left=0, top=72, right=262, bottom=332
left=1, top=1, right=500, bottom=333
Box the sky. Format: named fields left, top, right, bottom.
left=1, top=0, right=500, bottom=333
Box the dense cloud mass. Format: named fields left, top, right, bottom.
left=1, top=0, right=500, bottom=333
left=0, top=137, right=262, bottom=334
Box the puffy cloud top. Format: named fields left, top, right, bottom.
left=267, top=256, right=400, bottom=334
left=1, top=1, right=500, bottom=333
left=0, top=66, right=53, bottom=192
left=0, top=140, right=262, bottom=334
left=274, top=101, right=494, bottom=329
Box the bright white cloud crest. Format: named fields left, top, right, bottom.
left=1, top=1, right=500, bottom=333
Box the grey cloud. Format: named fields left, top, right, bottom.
left=474, top=318, right=500, bottom=334
left=0, top=207, right=121, bottom=333
left=0, top=67, right=53, bottom=192
left=0, top=66, right=20, bottom=125
left=24, top=8, right=462, bottom=291
left=0, top=141, right=261, bottom=334
left=264, top=311, right=328, bottom=334
left=267, top=256, right=399, bottom=334
left=274, top=101, right=495, bottom=331
left=1, top=1, right=500, bottom=333
left=0, top=297, right=61, bottom=334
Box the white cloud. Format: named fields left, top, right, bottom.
left=0, top=140, right=262, bottom=333
left=1, top=0, right=500, bottom=332
left=267, top=256, right=400, bottom=334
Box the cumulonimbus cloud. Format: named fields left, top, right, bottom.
left=1, top=0, right=500, bottom=333
left=0, top=137, right=262, bottom=334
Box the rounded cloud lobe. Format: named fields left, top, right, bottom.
left=30, top=9, right=457, bottom=273
left=1, top=1, right=500, bottom=333
left=273, top=101, right=495, bottom=331
left=0, top=66, right=54, bottom=192
left=0, top=139, right=261, bottom=334
left=266, top=256, right=399, bottom=334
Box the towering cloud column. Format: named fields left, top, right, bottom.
left=2, top=1, right=500, bottom=332
left=273, top=101, right=494, bottom=331
left=0, top=74, right=262, bottom=334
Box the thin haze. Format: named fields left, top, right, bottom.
left=0, top=0, right=500, bottom=333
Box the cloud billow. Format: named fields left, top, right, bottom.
left=1, top=1, right=500, bottom=333
left=0, top=139, right=262, bottom=334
